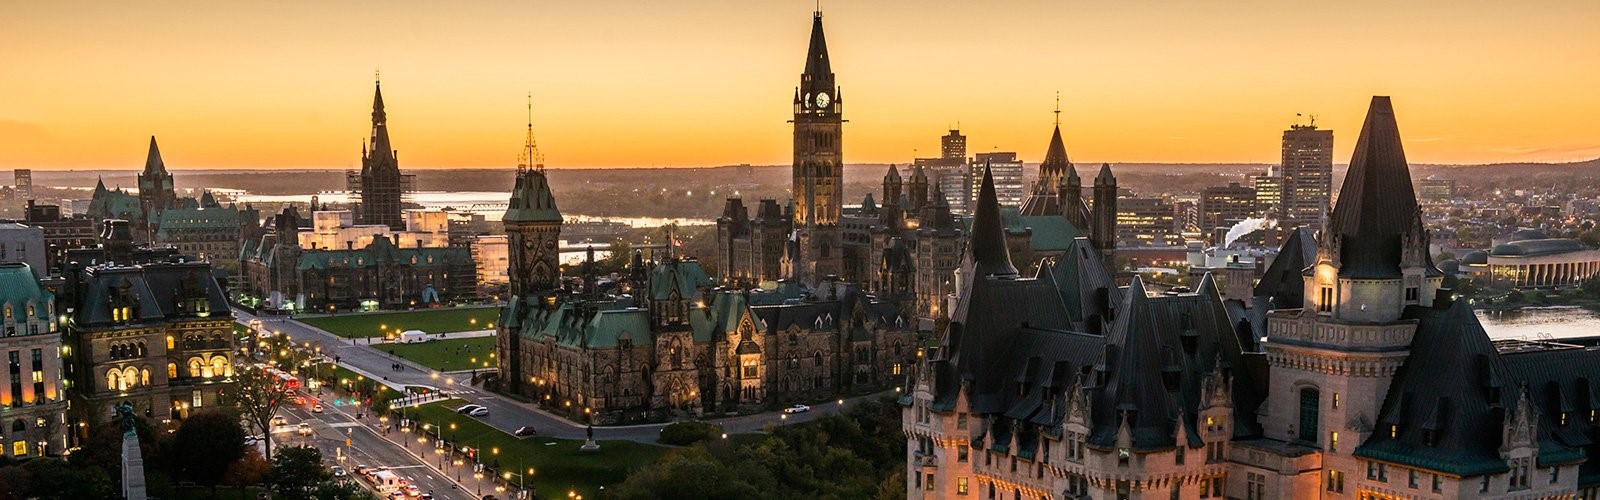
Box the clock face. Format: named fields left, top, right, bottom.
left=815, top=92, right=830, bottom=109
left=803, top=93, right=811, bottom=109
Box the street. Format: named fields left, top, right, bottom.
left=237, top=307, right=892, bottom=444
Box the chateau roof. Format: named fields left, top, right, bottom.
left=72, top=262, right=231, bottom=327
left=964, top=164, right=1018, bottom=280
left=1254, top=227, right=1316, bottom=309
left=1327, top=96, right=1428, bottom=279
left=0, top=263, right=53, bottom=325
left=143, top=136, right=167, bottom=176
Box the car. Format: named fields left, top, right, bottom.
left=783, top=404, right=811, bottom=414
left=404, top=485, right=422, bottom=497
left=389, top=492, right=407, bottom=499
left=353, top=465, right=369, bottom=476
left=243, top=434, right=265, bottom=445
left=467, top=407, right=489, bottom=417
left=454, top=404, right=484, bottom=414
left=297, top=423, right=313, bottom=436
left=420, top=494, right=434, bottom=500
left=331, top=466, right=346, bottom=477
left=514, top=426, right=538, bottom=437
left=272, top=415, right=288, bottom=426
left=312, top=403, right=324, bottom=413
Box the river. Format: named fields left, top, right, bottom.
left=1478, top=306, right=1600, bottom=340
left=225, top=190, right=715, bottom=227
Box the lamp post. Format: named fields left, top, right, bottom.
left=473, top=471, right=483, bottom=497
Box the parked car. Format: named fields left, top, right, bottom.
left=514, top=426, right=538, bottom=437
left=297, top=423, right=313, bottom=436
left=467, top=407, right=489, bottom=417
left=272, top=415, right=288, bottom=426
left=784, top=404, right=811, bottom=414
left=454, top=404, right=484, bottom=414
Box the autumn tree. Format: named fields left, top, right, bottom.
left=230, top=363, right=293, bottom=462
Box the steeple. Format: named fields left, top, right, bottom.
left=505, top=166, right=561, bottom=223
left=518, top=93, right=545, bottom=171
left=803, top=11, right=832, bottom=84
left=365, top=78, right=396, bottom=174
left=1324, top=96, right=1430, bottom=279
left=964, top=163, right=1019, bottom=279
left=143, top=136, right=166, bottom=176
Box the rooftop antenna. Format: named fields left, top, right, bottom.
left=1054, top=91, right=1061, bottom=127
left=375, top=69, right=380, bottom=84
left=518, top=92, right=545, bottom=172
left=1309, top=114, right=1318, bottom=128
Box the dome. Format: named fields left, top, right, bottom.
left=1437, top=259, right=1460, bottom=275
left=1461, top=250, right=1489, bottom=266
left=1491, top=244, right=1524, bottom=256
left=1510, top=229, right=1549, bottom=242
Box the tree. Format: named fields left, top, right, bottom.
left=595, top=238, right=633, bottom=275
left=1583, top=276, right=1600, bottom=298
left=268, top=446, right=330, bottom=498
left=313, top=478, right=373, bottom=500
left=173, top=410, right=247, bottom=490
left=223, top=448, right=271, bottom=487
left=230, top=361, right=293, bottom=462
left=1507, top=289, right=1526, bottom=304
left=17, top=458, right=115, bottom=500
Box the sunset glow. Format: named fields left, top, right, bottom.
left=3, top=1, right=1597, bottom=169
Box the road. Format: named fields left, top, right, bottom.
left=238, top=308, right=893, bottom=444
left=273, top=390, right=490, bottom=500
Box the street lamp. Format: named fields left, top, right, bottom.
left=474, top=471, right=484, bottom=496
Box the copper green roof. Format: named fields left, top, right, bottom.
left=0, top=263, right=53, bottom=324
left=503, top=168, right=561, bottom=223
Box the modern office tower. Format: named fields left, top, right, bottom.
left=1253, top=166, right=1284, bottom=217
left=941, top=129, right=966, bottom=161
left=1280, top=123, right=1333, bottom=227
left=1418, top=176, right=1457, bottom=204
left=1116, top=197, right=1176, bottom=246
left=969, top=152, right=1024, bottom=209
left=13, top=169, right=32, bottom=201
left=1199, top=182, right=1260, bottom=234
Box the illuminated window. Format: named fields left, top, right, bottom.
left=11, top=440, right=24, bottom=456
left=957, top=477, right=969, bottom=495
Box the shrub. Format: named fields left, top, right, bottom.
left=658, top=421, right=723, bottom=446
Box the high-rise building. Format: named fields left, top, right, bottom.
left=969, top=153, right=1024, bottom=209
left=1199, top=182, right=1259, bottom=234
left=13, top=169, right=32, bottom=201
left=1280, top=123, right=1333, bottom=226
left=348, top=80, right=415, bottom=231
left=1418, top=175, right=1457, bottom=204
left=940, top=129, right=965, bottom=161
left=1116, top=197, right=1175, bottom=246
left=1253, top=166, right=1284, bottom=218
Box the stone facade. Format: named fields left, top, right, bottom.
left=60, top=223, right=237, bottom=436
left=0, top=263, right=68, bottom=459
left=903, top=97, right=1600, bottom=499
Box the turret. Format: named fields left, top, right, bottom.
left=1092, top=163, right=1118, bottom=269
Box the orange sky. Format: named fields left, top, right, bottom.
left=2, top=1, right=1597, bottom=170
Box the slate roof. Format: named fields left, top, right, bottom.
left=803, top=12, right=832, bottom=81
left=0, top=263, right=53, bottom=325
left=1254, top=227, right=1316, bottom=310
left=648, top=259, right=712, bottom=302
left=71, top=261, right=232, bottom=328
left=1326, top=97, right=1434, bottom=279
left=964, top=165, right=1019, bottom=279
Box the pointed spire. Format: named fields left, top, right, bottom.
left=1327, top=96, right=1428, bottom=279
left=365, top=78, right=396, bottom=173
left=143, top=136, right=166, bottom=175
left=1095, top=163, right=1115, bottom=186
left=883, top=164, right=901, bottom=182
left=964, top=163, right=1018, bottom=279
left=803, top=11, right=832, bottom=81
left=519, top=93, right=544, bottom=171
left=94, top=176, right=108, bottom=196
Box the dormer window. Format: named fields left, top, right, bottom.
left=1318, top=287, right=1333, bottom=313
left=1390, top=425, right=1398, bottom=439
left=1405, top=287, right=1419, bottom=302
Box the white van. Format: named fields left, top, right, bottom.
left=371, top=470, right=407, bottom=492
left=399, top=330, right=427, bottom=343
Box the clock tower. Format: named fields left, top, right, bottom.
left=792, top=10, right=844, bottom=285
left=504, top=106, right=563, bottom=297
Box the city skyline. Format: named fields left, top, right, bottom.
left=3, top=1, right=1598, bottom=170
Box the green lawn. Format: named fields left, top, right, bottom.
left=383, top=337, right=498, bottom=372
left=403, top=400, right=666, bottom=498
left=298, top=307, right=499, bottom=338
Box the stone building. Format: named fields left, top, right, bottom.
left=903, top=96, right=1600, bottom=499
left=239, top=207, right=475, bottom=312
left=716, top=11, right=1115, bottom=323
left=0, top=263, right=68, bottom=459
left=497, top=161, right=918, bottom=424
left=347, top=80, right=415, bottom=231
left=60, top=220, right=237, bottom=435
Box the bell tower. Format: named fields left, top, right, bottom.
left=504, top=98, right=563, bottom=297
left=791, top=10, right=845, bottom=286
